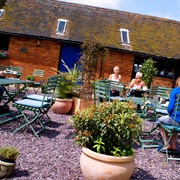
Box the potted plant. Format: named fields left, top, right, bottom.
left=70, top=100, right=142, bottom=180
left=51, top=60, right=81, bottom=114
left=71, top=40, right=109, bottom=113
left=140, top=58, right=158, bottom=88
left=0, top=146, right=19, bottom=178
left=26, top=75, right=35, bottom=81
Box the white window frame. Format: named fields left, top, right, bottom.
left=0, top=9, right=5, bottom=17
left=119, top=28, right=130, bottom=45
left=56, top=19, right=68, bottom=34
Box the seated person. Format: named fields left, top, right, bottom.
left=126, top=72, right=147, bottom=97
left=156, top=77, right=180, bottom=151
left=109, top=66, right=121, bottom=96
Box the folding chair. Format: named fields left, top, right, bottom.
left=27, top=69, right=45, bottom=94
left=24, top=76, right=61, bottom=102
left=137, top=86, right=171, bottom=148
left=94, top=80, right=111, bottom=105
left=12, top=76, right=58, bottom=138
left=109, top=80, right=126, bottom=101
left=149, top=86, right=172, bottom=102
left=159, top=94, right=180, bottom=162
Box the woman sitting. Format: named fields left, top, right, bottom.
left=156, top=77, right=180, bottom=151
left=127, top=72, right=147, bottom=97
left=109, top=66, right=121, bottom=96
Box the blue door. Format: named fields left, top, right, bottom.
left=59, top=43, right=82, bottom=72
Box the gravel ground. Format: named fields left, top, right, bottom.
left=1, top=93, right=180, bottom=180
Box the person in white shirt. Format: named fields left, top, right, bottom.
left=109, top=66, right=121, bottom=96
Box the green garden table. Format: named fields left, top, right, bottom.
left=0, top=78, right=32, bottom=124
left=0, top=78, right=32, bottom=109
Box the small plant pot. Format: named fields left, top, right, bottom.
left=0, top=155, right=15, bottom=163
left=0, top=158, right=16, bottom=178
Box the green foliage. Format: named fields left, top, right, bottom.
left=0, top=146, right=19, bottom=160
left=56, top=59, right=81, bottom=99
left=140, top=58, right=158, bottom=87
left=70, top=100, right=142, bottom=156
left=26, top=75, right=35, bottom=81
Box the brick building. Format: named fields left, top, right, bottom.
left=0, top=0, right=180, bottom=87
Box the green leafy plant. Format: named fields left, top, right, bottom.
left=0, top=146, right=19, bottom=160
left=26, top=75, right=35, bottom=81
left=70, top=100, right=142, bottom=156
left=52, top=59, right=81, bottom=99
left=140, top=58, right=158, bottom=87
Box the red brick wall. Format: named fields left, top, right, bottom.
left=151, top=76, right=174, bottom=88
left=0, top=36, right=60, bottom=81
left=0, top=36, right=175, bottom=88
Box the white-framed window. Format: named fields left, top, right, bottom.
left=0, top=9, right=5, bottom=17
left=56, top=19, right=68, bottom=34
left=119, top=28, right=130, bottom=45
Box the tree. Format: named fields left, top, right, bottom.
left=140, top=58, right=158, bottom=87
left=78, top=40, right=109, bottom=99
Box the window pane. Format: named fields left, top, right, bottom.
left=58, top=21, right=65, bottom=33
left=122, top=31, right=128, bottom=43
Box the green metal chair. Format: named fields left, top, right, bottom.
left=94, top=80, right=111, bottom=105
left=27, top=69, right=45, bottom=94
left=159, top=94, right=180, bottom=162
left=12, top=76, right=59, bottom=138
left=149, top=86, right=172, bottom=102
left=109, top=80, right=126, bottom=101
left=138, top=86, right=172, bottom=149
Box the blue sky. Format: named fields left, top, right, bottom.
left=60, top=0, right=180, bottom=21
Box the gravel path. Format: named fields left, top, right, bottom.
left=1, top=98, right=180, bottom=179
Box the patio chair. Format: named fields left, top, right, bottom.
left=27, top=69, right=45, bottom=94
left=109, top=80, right=126, bottom=101
left=137, top=86, right=171, bottom=149
left=12, top=76, right=59, bottom=138
left=159, top=94, right=180, bottom=162
left=94, top=80, right=111, bottom=105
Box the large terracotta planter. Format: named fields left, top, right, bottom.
left=51, top=98, right=73, bottom=114
left=70, top=97, right=94, bottom=114
left=80, top=147, right=136, bottom=180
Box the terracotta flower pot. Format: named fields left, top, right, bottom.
left=51, top=98, right=73, bottom=114
left=80, top=147, right=136, bottom=180
left=70, top=97, right=94, bottom=114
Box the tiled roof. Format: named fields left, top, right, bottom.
left=0, top=0, right=180, bottom=59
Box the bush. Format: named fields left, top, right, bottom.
left=0, top=146, right=19, bottom=160
left=70, top=100, right=142, bottom=156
